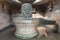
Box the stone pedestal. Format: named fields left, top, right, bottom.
left=12, top=18, right=39, bottom=39
left=12, top=3, right=39, bottom=39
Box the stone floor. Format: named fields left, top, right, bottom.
left=0, top=26, right=60, bottom=40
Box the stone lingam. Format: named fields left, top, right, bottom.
left=12, top=3, right=39, bottom=39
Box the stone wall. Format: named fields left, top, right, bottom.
left=45, top=1, right=60, bottom=33
left=0, top=3, right=10, bottom=31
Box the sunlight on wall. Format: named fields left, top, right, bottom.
left=12, top=0, right=21, bottom=3
left=33, top=0, right=42, bottom=3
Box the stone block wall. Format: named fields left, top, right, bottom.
left=0, top=3, right=10, bottom=31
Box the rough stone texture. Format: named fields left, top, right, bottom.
left=0, top=26, right=60, bottom=40
left=0, top=3, right=10, bottom=30
left=45, top=1, right=60, bottom=33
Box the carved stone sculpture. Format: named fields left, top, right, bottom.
left=12, top=3, right=39, bottom=39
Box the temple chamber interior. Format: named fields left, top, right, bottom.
left=0, top=0, right=60, bottom=40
